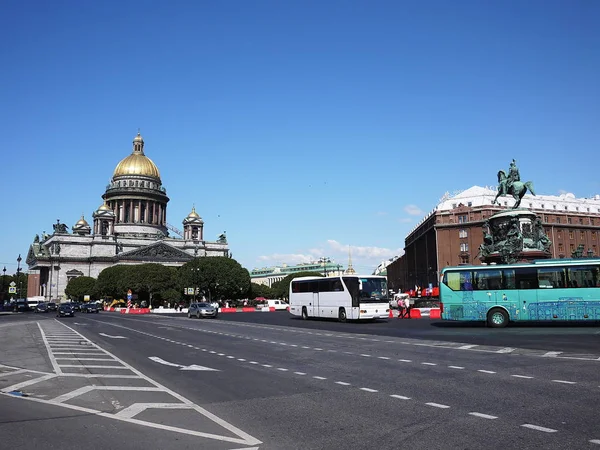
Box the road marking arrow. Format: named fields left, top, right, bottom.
left=149, top=356, right=219, bottom=371
left=99, top=332, right=127, bottom=339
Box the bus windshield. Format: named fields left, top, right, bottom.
left=358, top=277, right=389, bottom=303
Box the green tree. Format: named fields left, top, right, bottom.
left=97, top=265, right=134, bottom=299
left=130, top=264, right=176, bottom=306
left=270, top=271, right=323, bottom=300
left=249, top=282, right=272, bottom=299
left=180, top=257, right=250, bottom=303
left=64, top=276, right=97, bottom=301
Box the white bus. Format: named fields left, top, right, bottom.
left=289, top=275, right=390, bottom=321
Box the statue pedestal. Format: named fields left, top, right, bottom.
left=479, top=209, right=551, bottom=265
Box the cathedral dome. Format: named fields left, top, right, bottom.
left=187, top=206, right=200, bottom=219
left=112, top=132, right=161, bottom=179
left=74, top=215, right=90, bottom=227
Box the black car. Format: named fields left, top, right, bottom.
left=35, top=303, right=49, bottom=313
left=81, top=303, right=99, bottom=313
left=70, top=302, right=81, bottom=312
left=47, top=302, right=57, bottom=312
left=57, top=304, right=75, bottom=317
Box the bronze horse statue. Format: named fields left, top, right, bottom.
left=493, top=170, right=535, bottom=208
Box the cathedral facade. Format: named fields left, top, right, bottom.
left=26, top=132, right=229, bottom=302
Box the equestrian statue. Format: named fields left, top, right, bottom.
left=492, top=159, right=535, bottom=209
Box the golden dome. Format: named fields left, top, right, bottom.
left=188, top=206, right=200, bottom=218
left=75, top=215, right=90, bottom=226
left=98, top=201, right=111, bottom=211
left=113, top=154, right=161, bottom=178
left=112, top=132, right=161, bottom=179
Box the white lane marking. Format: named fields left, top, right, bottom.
left=390, top=395, right=411, bottom=400
left=37, top=323, right=63, bottom=375
left=49, top=321, right=262, bottom=446
left=378, top=357, right=390, bottom=360
left=521, top=424, right=557, bottom=433
left=52, top=386, right=162, bottom=403
left=448, top=366, right=465, bottom=369
left=313, top=376, right=327, bottom=380
left=542, top=351, right=563, bottom=357
left=249, top=361, right=258, bottom=364
left=469, top=412, right=498, bottom=419
left=477, top=370, right=496, bottom=374
left=55, top=358, right=114, bottom=361
left=360, top=354, right=371, bottom=357
left=99, top=333, right=127, bottom=339
left=227, top=356, right=235, bottom=359
left=115, top=402, right=193, bottom=419
left=421, top=362, right=437, bottom=366
left=294, top=372, right=306, bottom=375
left=1, top=374, right=57, bottom=393
left=262, top=364, right=272, bottom=368
left=458, top=344, right=478, bottom=349
left=551, top=380, right=576, bottom=384
left=301, top=346, right=310, bottom=349
left=335, top=381, right=351, bottom=386
left=399, top=359, right=412, bottom=363
left=277, top=368, right=288, bottom=371
left=360, top=388, right=378, bottom=393
left=148, top=357, right=219, bottom=371
left=237, top=359, right=246, bottom=362
left=314, top=348, right=323, bottom=351
left=589, top=439, right=600, bottom=445
left=59, top=365, right=130, bottom=369
left=426, top=403, right=450, bottom=409
left=511, top=375, right=534, bottom=379
left=496, top=347, right=516, bottom=353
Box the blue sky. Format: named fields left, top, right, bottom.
left=1, top=0, right=599, bottom=275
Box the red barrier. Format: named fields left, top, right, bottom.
left=269, top=307, right=276, bottom=312
left=409, top=309, right=422, bottom=319
left=220, top=308, right=237, bottom=313
left=242, top=307, right=256, bottom=312
left=120, top=308, right=150, bottom=314
left=429, top=308, right=441, bottom=319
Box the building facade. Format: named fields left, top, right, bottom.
left=250, top=261, right=346, bottom=287
left=387, top=186, right=600, bottom=293
left=26, top=133, right=229, bottom=301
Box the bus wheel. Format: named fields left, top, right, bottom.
left=487, top=308, right=509, bottom=328
left=302, top=307, right=308, bottom=320
left=338, top=308, right=347, bottom=323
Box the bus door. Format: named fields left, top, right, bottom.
left=475, top=269, right=524, bottom=320
left=502, top=268, right=528, bottom=321
left=311, top=281, right=319, bottom=317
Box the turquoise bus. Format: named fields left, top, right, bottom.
left=440, top=258, right=600, bottom=328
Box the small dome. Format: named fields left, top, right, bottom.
left=187, top=206, right=200, bottom=218
left=133, top=132, right=144, bottom=143
left=74, top=215, right=90, bottom=227
left=98, top=202, right=111, bottom=211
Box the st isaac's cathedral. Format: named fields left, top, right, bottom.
left=26, top=132, right=229, bottom=301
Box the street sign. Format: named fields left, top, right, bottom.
left=8, top=287, right=16, bottom=294
left=127, top=289, right=132, bottom=301
left=84, top=295, right=90, bottom=301
left=9, top=281, right=16, bottom=287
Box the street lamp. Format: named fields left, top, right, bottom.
left=319, top=257, right=330, bottom=277
left=55, top=244, right=61, bottom=301
left=2, top=266, right=6, bottom=302
left=16, top=254, right=22, bottom=300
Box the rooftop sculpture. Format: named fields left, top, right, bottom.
left=492, top=159, right=536, bottom=208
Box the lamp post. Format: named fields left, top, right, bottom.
left=16, top=254, right=22, bottom=300
left=55, top=244, right=61, bottom=302
left=319, top=257, right=330, bottom=277
left=2, top=266, right=6, bottom=302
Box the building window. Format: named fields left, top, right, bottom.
left=570, top=244, right=575, bottom=253
left=460, top=255, right=469, bottom=264
left=556, top=217, right=560, bottom=224
left=568, top=217, right=572, bottom=224
left=587, top=207, right=590, bottom=212
left=529, top=203, right=532, bottom=207
left=593, top=245, right=597, bottom=255
left=459, top=229, right=468, bottom=238
left=458, top=215, right=468, bottom=224
left=553, top=205, right=556, bottom=210
left=541, top=204, right=545, bottom=208
left=558, top=244, right=564, bottom=253
left=557, top=231, right=563, bottom=239
left=593, top=232, right=597, bottom=241
left=569, top=231, right=574, bottom=239
left=579, top=218, right=583, bottom=224
left=452, top=203, right=457, bottom=209
left=460, top=243, right=469, bottom=252
left=565, top=206, right=568, bottom=210
left=580, top=231, right=585, bottom=240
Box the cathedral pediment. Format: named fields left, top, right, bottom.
left=116, top=242, right=192, bottom=262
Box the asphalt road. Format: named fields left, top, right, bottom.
left=1, top=311, right=599, bottom=449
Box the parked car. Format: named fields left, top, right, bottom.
left=188, top=302, right=218, bottom=319
left=69, top=302, right=81, bottom=312
left=389, top=293, right=410, bottom=309
left=264, top=299, right=289, bottom=311
left=57, top=304, right=75, bottom=318
left=81, top=303, right=99, bottom=313
left=35, top=303, right=49, bottom=313
left=47, top=302, right=57, bottom=312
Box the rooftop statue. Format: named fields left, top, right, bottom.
left=492, top=159, right=536, bottom=209
left=53, top=220, right=69, bottom=234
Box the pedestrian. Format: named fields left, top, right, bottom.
left=398, top=299, right=406, bottom=319
left=404, top=297, right=411, bottom=319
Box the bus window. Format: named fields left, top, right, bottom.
left=537, top=268, right=566, bottom=289
left=515, top=268, right=538, bottom=289
left=444, top=272, right=461, bottom=291
left=474, top=270, right=502, bottom=290
left=567, top=266, right=599, bottom=288
left=503, top=269, right=516, bottom=289
left=460, top=271, right=473, bottom=291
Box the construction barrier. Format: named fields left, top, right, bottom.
left=120, top=308, right=151, bottom=314
left=429, top=308, right=441, bottom=319
left=220, top=308, right=237, bottom=313
left=409, top=308, right=422, bottom=319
